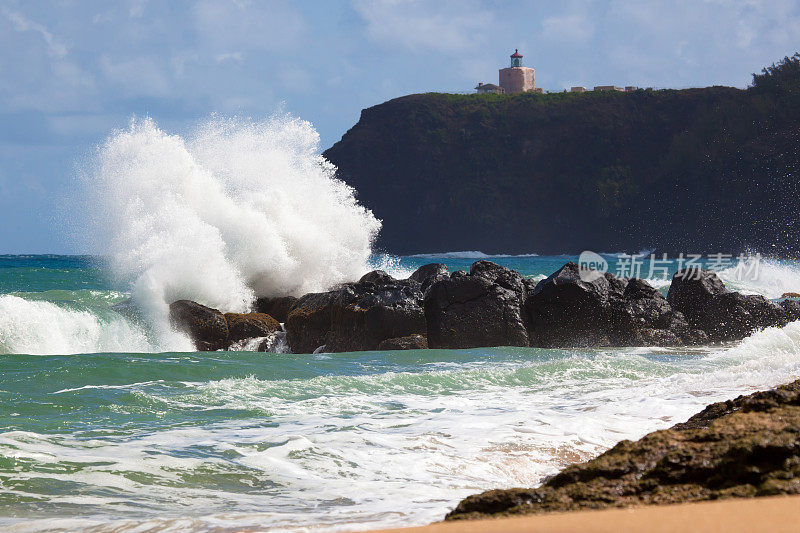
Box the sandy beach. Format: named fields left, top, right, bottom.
left=372, top=495, right=800, bottom=533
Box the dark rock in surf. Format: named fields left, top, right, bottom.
left=781, top=299, right=800, bottom=322
left=667, top=268, right=788, bottom=341
left=377, top=334, right=428, bottom=351
left=285, top=269, right=431, bottom=353
left=169, top=300, right=229, bottom=351
left=408, top=263, right=450, bottom=293
left=525, top=262, right=618, bottom=347
left=445, top=379, right=800, bottom=520
left=526, top=262, right=704, bottom=347
left=254, top=296, right=298, bottom=323
left=325, top=271, right=426, bottom=352
left=285, top=291, right=338, bottom=354
left=224, top=312, right=281, bottom=344
left=424, top=260, right=530, bottom=349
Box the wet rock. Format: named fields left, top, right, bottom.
left=667, top=268, right=788, bottom=341
left=408, top=263, right=450, bottom=293
left=781, top=299, right=800, bottom=322
left=169, top=300, right=229, bottom=351
left=325, top=271, right=426, bottom=352
left=526, top=263, right=702, bottom=347
left=254, top=296, right=298, bottom=323
left=257, top=331, right=288, bottom=353
left=285, top=291, right=338, bottom=354
left=525, top=262, right=621, bottom=347
left=359, top=269, right=395, bottom=285
left=285, top=271, right=427, bottom=353
left=446, top=379, right=800, bottom=520
left=377, top=334, right=428, bottom=351
left=224, top=312, right=281, bottom=344
left=424, top=260, right=530, bottom=349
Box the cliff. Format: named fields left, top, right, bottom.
left=323, top=54, right=800, bottom=255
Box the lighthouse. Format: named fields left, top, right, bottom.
left=499, top=49, right=535, bottom=94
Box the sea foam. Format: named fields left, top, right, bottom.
left=85, top=115, right=381, bottom=339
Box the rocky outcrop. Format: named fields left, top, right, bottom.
left=446, top=379, right=800, bottom=520
left=169, top=300, right=229, bottom=351
left=224, top=312, right=281, bottom=344
left=377, top=334, right=428, bottom=351
left=526, top=262, right=705, bottom=347
left=781, top=299, right=800, bottom=322
left=667, top=268, right=788, bottom=342
left=254, top=296, right=298, bottom=323
left=424, top=261, right=531, bottom=349
left=175, top=261, right=798, bottom=354
left=285, top=291, right=338, bottom=354
left=408, top=263, right=450, bottom=293
left=285, top=265, right=442, bottom=353
left=325, top=270, right=426, bottom=352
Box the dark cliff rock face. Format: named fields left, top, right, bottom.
left=667, top=268, right=788, bottom=342
left=446, top=379, right=800, bottom=520
left=526, top=262, right=705, bottom=347
left=323, top=56, right=800, bottom=255
left=169, top=300, right=229, bottom=351
left=424, top=261, right=530, bottom=349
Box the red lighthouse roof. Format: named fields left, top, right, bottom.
left=510, top=49, right=523, bottom=58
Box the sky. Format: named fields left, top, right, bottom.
left=1, top=0, right=800, bottom=253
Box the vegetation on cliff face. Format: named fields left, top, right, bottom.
left=445, top=379, right=800, bottom=520
left=323, top=54, right=800, bottom=255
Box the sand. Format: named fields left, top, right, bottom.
left=371, top=495, right=800, bottom=533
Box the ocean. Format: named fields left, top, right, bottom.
left=2, top=252, right=800, bottom=532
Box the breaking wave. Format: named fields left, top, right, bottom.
left=81, top=115, right=381, bottom=346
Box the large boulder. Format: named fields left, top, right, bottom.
left=285, top=266, right=452, bottom=354
left=527, top=263, right=704, bottom=347
left=781, top=299, right=800, bottom=322
left=285, top=291, right=338, bottom=354
left=224, top=312, right=281, bottom=344
left=424, top=260, right=530, bottom=349
left=609, top=278, right=708, bottom=346
left=667, top=268, right=788, bottom=341
left=408, top=263, right=450, bottom=293
left=377, top=334, right=428, bottom=351
left=169, top=300, right=229, bottom=351
left=526, top=262, right=620, bottom=347
left=325, top=270, right=426, bottom=352
left=254, top=296, right=298, bottom=323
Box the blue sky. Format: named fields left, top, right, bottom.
left=2, top=0, right=800, bottom=253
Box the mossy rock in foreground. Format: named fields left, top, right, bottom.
left=447, top=379, right=800, bottom=520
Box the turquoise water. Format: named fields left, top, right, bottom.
left=1, top=254, right=800, bottom=532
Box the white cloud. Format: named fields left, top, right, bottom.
left=541, top=13, right=595, bottom=43
left=99, top=55, right=171, bottom=97
left=214, top=52, right=244, bottom=64
left=192, top=0, right=305, bottom=52
left=352, top=0, right=493, bottom=52
left=2, top=8, right=67, bottom=58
